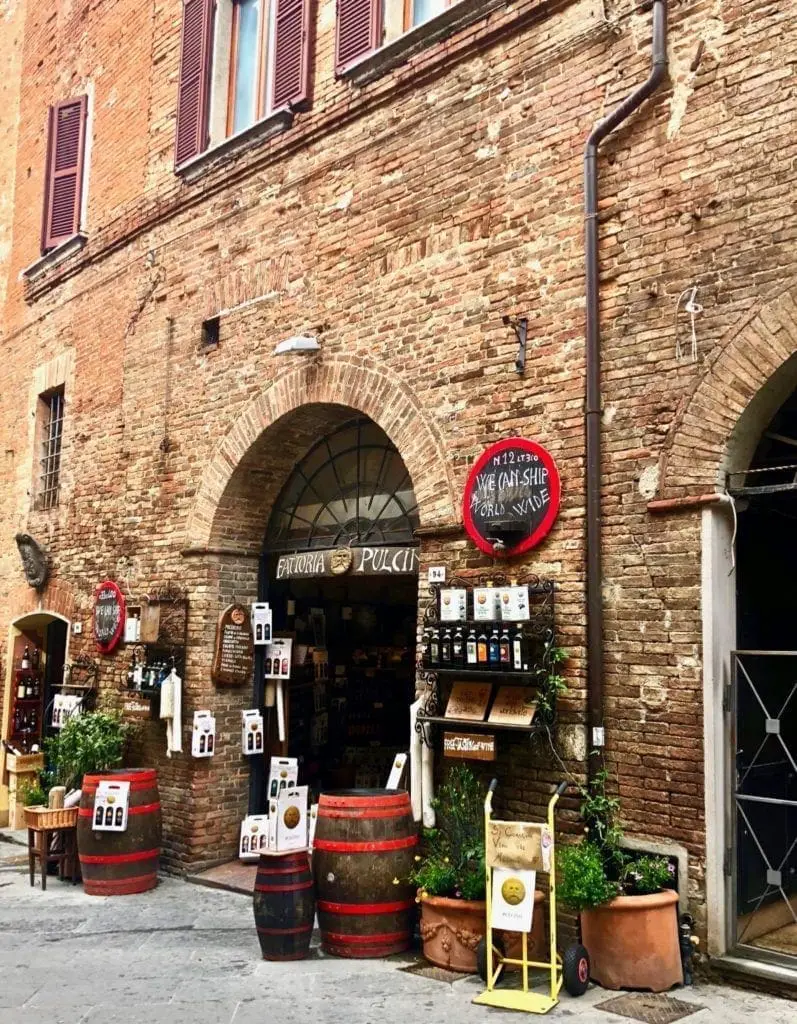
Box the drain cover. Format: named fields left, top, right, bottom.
left=399, top=961, right=464, bottom=984
left=596, top=993, right=703, bottom=1024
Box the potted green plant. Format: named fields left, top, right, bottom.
left=558, top=767, right=682, bottom=992
left=44, top=710, right=130, bottom=791
left=412, top=765, right=487, bottom=972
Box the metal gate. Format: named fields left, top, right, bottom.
left=730, top=650, right=797, bottom=960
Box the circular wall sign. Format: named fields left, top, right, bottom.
left=93, top=580, right=126, bottom=654
left=462, top=437, right=561, bottom=557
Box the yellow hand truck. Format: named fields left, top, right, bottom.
left=473, top=779, right=590, bottom=1014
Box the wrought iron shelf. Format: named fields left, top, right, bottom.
left=422, top=667, right=540, bottom=682
left=416, top=713, right=540, bottom=735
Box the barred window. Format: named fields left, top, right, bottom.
left=38, top=387, right=64, bottom=510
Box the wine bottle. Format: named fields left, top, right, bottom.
left=21, top=646, right=30, bottom=670
left=466, top=627, right=478, bottom=666
left=440, top=628, right=452, bottom=664
left=488, top=627, right=500, bottom=668
left=477, top=629, right=489, bottom=665
left=452, top=626, right=464, bottom=667
left=511, top=625, right=525, bottom=671
left=499, top=626, right=511, bottom=666
left=430, top=627, right=440, bottom=667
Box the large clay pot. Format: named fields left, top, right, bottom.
left=580, top=889, right=682, bottom=992
left=419, top=895, right=486, bottom=972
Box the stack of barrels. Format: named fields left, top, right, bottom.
left=253, top=788, right=418, bottom=960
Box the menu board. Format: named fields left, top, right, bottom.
left=93, top=580, right=126, bottom=654
left=444, top=682, right=492, bottom=721
left=462, top=437, right=561, bottom=557
left=212, top=603, right=254, bottom=686
left=488, top=686, right=537, bottom=726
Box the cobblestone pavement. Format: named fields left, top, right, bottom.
left=0, top=862, right=794, bottom=1024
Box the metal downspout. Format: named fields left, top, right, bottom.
left=584, top=1, right=668, bottom=774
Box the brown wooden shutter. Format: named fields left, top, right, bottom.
left=41, top=96, right=87, bottom=252
left=335, top=0, right=381, bottom=75
left=271, top=0, right=313, bottom=110
left=174, top=0, right=214, bottom=167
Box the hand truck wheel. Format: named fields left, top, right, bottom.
left=476, top=935, right=506, bottom=984
left=562, top=943, right=590, bottom=996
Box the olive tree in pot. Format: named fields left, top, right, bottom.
left=557, top=768, right=682, bottom=992
left=44, top=710, right=131, bottom=791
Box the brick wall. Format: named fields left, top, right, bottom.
left=0, top=0, right=796, bottom=942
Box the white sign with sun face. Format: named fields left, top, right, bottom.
left=491, top=868, right=536, bottom=933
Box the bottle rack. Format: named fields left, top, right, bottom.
left=44, top=654, right=99, bottom=730
left=121, top=585, right=188, bottom=702
left=416, top=574, right=557, bottom=745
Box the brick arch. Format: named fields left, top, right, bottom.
left=657, top=281, right=797, bottom=497
left=6, top=579, right=78, bottom=623
left=186, top=355, right=459, bottom=550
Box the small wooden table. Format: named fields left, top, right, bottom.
left=27, top=825, right=79, bottom=890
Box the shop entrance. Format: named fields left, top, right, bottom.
left=0, top=613, right=69, bottom=827
left=728, top=385, right=797, bottom=965
left=257, top=416, right=420, bottom=804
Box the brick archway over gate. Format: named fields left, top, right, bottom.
left=657, top=281, right=797, bottom=498
left=185, top=355, right=459, bottom=550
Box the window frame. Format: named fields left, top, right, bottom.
left=225, top=0, right=276, bottom=139
left=36, top=386, right=65, bottom=512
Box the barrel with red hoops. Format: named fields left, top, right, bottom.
left=77, top=768, right=161, bottom=896
left=253, top=850, right=315, bottom=960
left=313, top=789, right=418, bottom=958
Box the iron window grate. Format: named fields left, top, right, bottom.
left=38, top=388, right=64, bottom=510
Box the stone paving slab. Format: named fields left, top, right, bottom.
left=0, top=870, right=793, bottom=1024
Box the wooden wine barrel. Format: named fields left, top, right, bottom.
left=313, top=789, right=418, bottom=958
left=253, top=851, right=315, bottom=961
left=77, top=768, right=161, bottom=896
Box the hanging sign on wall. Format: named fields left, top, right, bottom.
left=93, top=580, right=126, bottom=654
left=443, top=731, right=496, bottom=762
left=212, top=603, right=254, bottom=686
left=462, top=437, right=561, bottom=557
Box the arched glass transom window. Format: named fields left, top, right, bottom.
left=265, top=419, right=419, bottom=552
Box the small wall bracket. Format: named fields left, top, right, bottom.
left=503, top=315, right=528, bottom=375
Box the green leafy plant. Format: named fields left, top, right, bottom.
left=534, top=643, right=567, bottom=725
left=16, top=775, right=48, bottom=808
left=411, top=765, right=485, bottom=902
left=621, top=854, right=675, bottom=896
left=557, top=842, right=618, bottom=910
left=558, top=762, right=674, bottom=909
left=44, top=710, right=130, bottom=791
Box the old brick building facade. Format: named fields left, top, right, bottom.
left=1, top=0, right=796, bottom=977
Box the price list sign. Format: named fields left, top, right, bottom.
left=462, top=437, right=561, bottom=557
left=212, top=604, right=254, bottom=686
left=93, top=580, right=126, bottom=654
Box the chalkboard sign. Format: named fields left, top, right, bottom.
left=93, top=580, right=126, bottom=654
left=212, top=603, right=254, bottom=686
left=462, top=438, right=561, bottom=557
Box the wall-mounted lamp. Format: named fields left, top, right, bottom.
left=502, top=315, right=528, bottom=375
left=274, top=335, right=320, bottom=356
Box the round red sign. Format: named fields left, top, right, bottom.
left=93, top=580, right=126, bottom=654
left=462, top=437, right=561, bottom=557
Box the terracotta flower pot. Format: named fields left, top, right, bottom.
left=580, top=888, right=682, bottom=992
left=419, top=895, right=486, bottom=972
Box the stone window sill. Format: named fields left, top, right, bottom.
left=176, top=109, right=294, bottom=183
left=343, top=0, right=507, bottom=86
left=22, top=233, right=88, bottom=284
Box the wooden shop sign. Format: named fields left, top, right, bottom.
left=443, top=731, right=496, bottom=762
left=275, top=545, right=419, bottom=580
left=212, top=603, right=254, bottom=686
left=93, top=580, right=126, bottom=654
left=462, top=437, right=561, bottom=557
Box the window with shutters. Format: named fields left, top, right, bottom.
left=175, top=0, right=311, bottom=166
left=336, top=0, right=452, bottom=74
left=41, top=97, right=88, bottom=253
